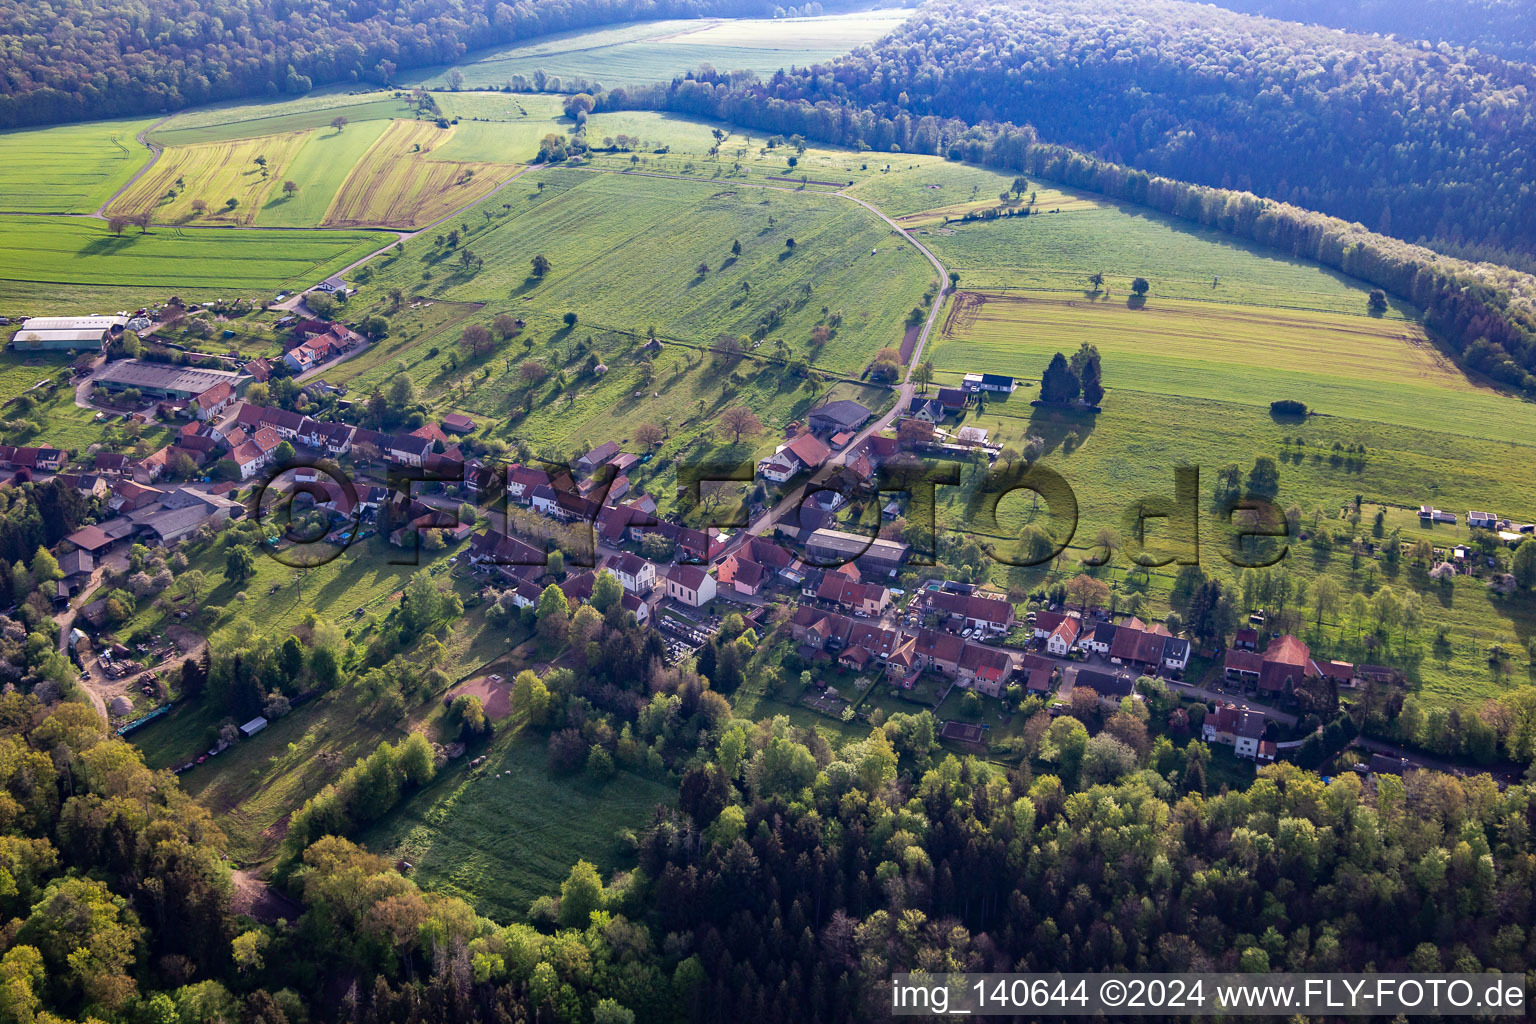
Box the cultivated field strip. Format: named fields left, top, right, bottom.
left=106, top=133, right=309, bottom=225
left=323, top=120, right=521, bottom=229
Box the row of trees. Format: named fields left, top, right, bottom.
left=1039, top=341, right=1104, bottom=406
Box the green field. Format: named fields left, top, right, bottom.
left=365, top=166, right=931, bottom=375
left=359, top=737, right=675, bottom=919
left=403, top=11, right=908, bottom=90
left=0, top=118, right=154, bottom=214
left=930, top=291, right=1529, bottom=440
left=148, top=91, right=418, bottom=145
left=0, top=216, right=395, bottom=305
left=0, top=352, right=73, bottom=406
left=256, top=119, right=391, bottom=226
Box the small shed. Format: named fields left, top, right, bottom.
left=239, top=716, right=269, bottom=738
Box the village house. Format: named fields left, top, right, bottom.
left=922, top=589, right=1015, bottom=635
left=936, top=387, right=969, bottom=413
left=956, top=642, right=1013, bottom=697
left=1202, top=703, right=1273, bottom=760
left=961, top=372, right=1018, bottom=394
left=386, top=434, right=433, bottom=468
left=0, top=446, right=69, bottom=473
left=1046, top=614, right=1081, bottom=656
left=816, top=573, right=891, bottom=617
left=298, top=417, right=355, bottom=455
left=909, top=627, right=965, bottom=676
left=235, top=404, right=305, bottom=439
left=575, top=441, right=621, bottom=474
left=757, top=433, right=831, bottom=484
left=194, top=381, right=234, bottom=421
left=1223, top=633, right=1316, bottom=698
left=717, top=552, right=770, bottom=597
left=1074, top=668, right=1135, bottom=702
left=664, top=564, right=716, bottom=607
left=608, top=552, right=657, bottom=595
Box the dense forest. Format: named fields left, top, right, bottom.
left=4, top=676, right=1536, bottom=1023
left=1206, top=0, right=1536, bottom=67
left=0, top=458, right=1530, bottom=1022
left=0, top=0, right=776, bottom=128
left=630, top=0, right=1536, bottom=263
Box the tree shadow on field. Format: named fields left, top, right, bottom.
left=79, top=235, right=139, bottom=257
left=1026, top=402, right=1097, bottom=456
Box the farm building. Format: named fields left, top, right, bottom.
left=240, top=717, right=269, bottom=737
left=11, top=315, right=125, bottom=352
left=808, top=400, right=872, bottom=435
left=93, top=360, right=242, bottom=403
left=803, top=528, right=908, bottom=571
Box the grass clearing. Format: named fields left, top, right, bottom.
left=324, top=119, right=521, bottom=229
left=107, top=133, right=309, bottom=225
left=0, top=216, right=395, bottom=301
left=359, top=737, right=675, bottom=919
left=404, top=11, right=905, bottom=90
left=256, top=120, right=391, bottom=227
left=0, top=118, right=155, bottom=214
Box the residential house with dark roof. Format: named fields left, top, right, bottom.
left=575, top=442, right=621, bottom=473
left=718, top=555, right=768, bottom=596
left=923, top=589, right=1015, bottom=635
left=816, top=574, right=890, bottom=617
left=1202, top=703, right=1271, bottom=760
left=1074, top=669, right=1134, bottom=700
left=956, top=642, right=1012, bottom=697
left=905, top=397, right=946, bottom=423
left=909, top=627, right=965, bottom=676
left=298, top=417, right=354, bottom=455
left=936, top=387, right=969, bottom=412
left=608, top=552, right=657, bottom=594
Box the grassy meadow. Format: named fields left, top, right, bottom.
left=887, top=156, right=1536, bottom=711
left=359, top=737, right=675, bottom=919
left=401, top=11, right=907, bottom=90
left=0, top=118, right=154, bottom=214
